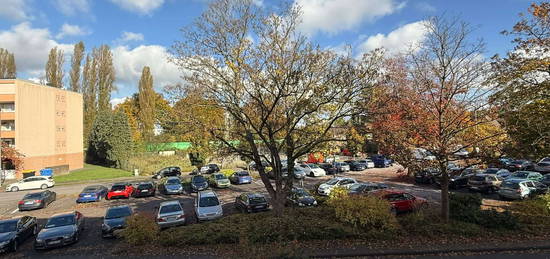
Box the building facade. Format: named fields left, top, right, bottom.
left=0, top=79, right=83, bottom=178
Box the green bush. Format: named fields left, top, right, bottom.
left=510, top=196, right=550, bottom=225
left=122, top=214, right=159, bottom=245
left=220, top=169, right=235, bottom=178
left=450, top=193, right=518, bottom=230
left=398, top=210, right=484, bottom=237
left=327, top=194, right=398, bottom=231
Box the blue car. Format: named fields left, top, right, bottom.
left=76, top=185, right=108, bottom=203
left=371, top=155, right=392, bottom=168
left=229, top=171, right=253, bottom=184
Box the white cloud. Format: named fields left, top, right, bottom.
left=118, top=31, right=144, bottom=43
left=0, top=0, right=32, bottom=21
left=112, top=45, right=182, bottom=92
left=359, top=20, right=428, bottom=55
left=56, top=23, right=91, bottom=39
left=54, top=0, right=91, bottom=16
left=110, top=96, right=129, bottom=107
left=109, top=0, right=164, bottom=15
left=295, top=0, right=406, bottom=35
left=0, top=22, right=73, bottom=77
left=415, top=2, right=436, bottom=12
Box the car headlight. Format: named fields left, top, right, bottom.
left=313, top=200, right=318, bottom=205
left=35, top=238, right=43, bottom=243
left=298, top=203, right=305, bottom=207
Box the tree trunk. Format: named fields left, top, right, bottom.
left=272, top=194, right=286, bottom=217
left=440, top=163, right=450, bottom=222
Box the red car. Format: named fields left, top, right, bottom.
left=106, top=183, right=134, bottom=200
left=372, top=190, right=427, bottom=214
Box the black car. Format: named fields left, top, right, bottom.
left=200, top=164, right=220, bottom=174
left=318, top=163, right=338, bottom=175
left=34, top=211, right=85, bottom=250
left=414, top=168, right=441, bottom=184
left=346, top=161, right=367, bottom=171
left=507, top=160, right=534, bottom=172
left=542, top=174, right=550, bottom=186
left=191, top=175, right=209, bottom=192
left=133, top=182, right=156, bottom=198
left=287, top=188, right=317, bottom=207
left=0, top=216, right=37, bottom=253
left=436, top=170, right=477, bottom=189
left=152, top=167, right=182, bottom=179
left=18, top=190, right=56, bottom=211
left=348, top=182, right=388, bottom=195
left=235, top=193, right=270, bottom=213
left=102, top=205, right=133, bottom=238
left=532, top=181, right=550, bottom=196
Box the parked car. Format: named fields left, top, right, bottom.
left=371, top=155, right=392, bottom=168
left=414, top=168, right=440, bottom=184
left=191, top=175, right=209, bottom=192
left=484, top=168, right=509, bottom=175
left=249, top=160, right=268, bottom=171
left=152, top=167, right=181, bottom=179
left=317, top=177, right=358, bottom=196
left=34, top=211, right=85, bottom=250
left=453, top=148, right=470, bottom=157
left=534, top=157, right=550, bottom=174
left=156, top=200, right=186, bottom=228
left=6, top=176, right=55, bottom=192
left=372, top=190, right=427, bottom=214
left=498, top=157, right=514, bottom=167
left=542, top=174, right=550, bottom=186
left=333, top=162, right=351, bottom=172
left=133, top=182, right=156, bottom=198
left=195, top=191, right=223, bottom=222
left=506, top=171, right=544, bottom=182
left=499, top=179, right=549, bottom=200
left=102, top=205, right=133, bottom=238
left=346, top=161, right=367, bottom=171
left=318, top=163, right=338, bottom=175
left=435, top=170, right=477, bottom=189
left=209, top=173, right=231, bottom=188
left=507, top=160, right=534, bottom=172
left=229, top=171, right=253, bottom=184
left=76, top=185, right=108, bottom=203
left=235, top=192, right=270, bottom=213
left=200, top=164, right=220, bottom=174
left=287, top=167, right=306, bottom=179
left=0, top=216, right=37, bottom=253
left=299, top=163, right=327, bottom=177
left=18, top=190, right=56, bottom=211
left=468, top=174, right=502, bottom=193
left=348, top=182, right=388, bottom=195
left=161, top=177, right=184, bottom=195
left=286, top=188, right=317, bottom=207
left=106, top=183, right=135, bottom=200
left=358, top=159, right=375, bottom=169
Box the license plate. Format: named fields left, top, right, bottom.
left=25, top=201, right=33, bottom=205
left=84, top=195, right=91, bottom=198
left=141, top=190, right=148, bottom=193
left=255, top=205, right=264, bottom=209
left=115, top=191, right=122, bottom=193
left=167, top=217, right=176, bottom=222
left=49, top=240, right=61, bottom=245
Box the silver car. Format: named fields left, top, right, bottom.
left=34, top=211, right=85, bottom=250
left=195, top=190, right=223, bottom=222
left=317, top=177, right=358, bottom=196
left=334, top=162, right=350, bottom=172
left=156, top=201, right=186, bottom=228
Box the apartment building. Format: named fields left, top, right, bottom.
left=0, top=79, right=83, bottom=178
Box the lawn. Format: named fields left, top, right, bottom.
left=54, top=164, right=133, bottom=183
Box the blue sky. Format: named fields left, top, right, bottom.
left=0, top=0, right=537, bottom=104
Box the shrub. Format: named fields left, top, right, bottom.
left=220, top=169, right=235, bottom=178
left=122, top=214, right=159, bottom=245
left=510, top=196, right=550, bottom=225
left=327, top=186, right=349, bottom=201
left=450, top=193, right=518, bottom=230
left=327, top=194, right=398, bottom=231
left=87, top=111, right=134, bottom=168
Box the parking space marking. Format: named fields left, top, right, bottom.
left=10, top=208, right=18, bottom=214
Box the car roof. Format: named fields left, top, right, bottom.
left=472, top=173, right=492, bottom=177
left=514, top=171, right=539, bottom=174
left=159, top=200, right=181, bottom=206
left=198, top=190, right=216, bottom=197
left=107, top=205, right=131, bottom=210
left=504, top=178, right=530, bottom=183
left=23, top=191, right=46, bottom=195
left=245, top=192, right=265, bottom=198
left=332, top=177, right=353, bottom=181
left=51, top=211, right=76, bottom=218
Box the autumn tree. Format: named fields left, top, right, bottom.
left=69, top=41, right=85, bottom=92
left=0, top=48, right=16, bottom=79
left=45, top=47, right=65, bottom=88
left=0, top=143, right=24, bottom=186
left=82, top=53, right=98, bottom=146
left=95, top=45, right=116, bottom=112
left=138, top=66, right=155, bottom=142
left=171, top=0, right=383, bottom=215
left=491, top=3, right=550, bottom=158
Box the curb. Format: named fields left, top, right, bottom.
left=310, top=242, right=550, bottom=258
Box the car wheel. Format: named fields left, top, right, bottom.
left=10, top=186, right=19, bottom=192
left=40, top=184, right=48, bottom=190
left=11, top=239, right=18, bottom=252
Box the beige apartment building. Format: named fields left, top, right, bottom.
left=0, top=79, right=83, bottom=179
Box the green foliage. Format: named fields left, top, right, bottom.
left=220, top=169, right=235, bottom=178
left=450, top=193, right=518, bottom=230
left=138, top=66, right=155, bottom=141
left=127, top=153, right=192, bottom=175
left=122, top=214, right=159, bottom=245
left=0, top=48, right=16, bottom=79
left=398, top=209, right=485, bottom=237
left=510, top=194, right=550, bottom=225
left=54, top=164, right=131, bottom=183
left=327, top=192, right=398, bottom=231
left=327, top=186, right=349, bottom=201
left=87, top=111, right=134, bottom=168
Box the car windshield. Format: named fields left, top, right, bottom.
left=485, top=168, right=499, bottom=174
left=23, top=193, right=43, bottom=199
left=249, top=196, right=267, bottom=204
left=167, top=179, right=181, bottom=185
left=105, top=207, right=132, bottom=219
left=237, top=172, right=250, bottom=177
left=138, top=183, right=153, bottom=189
left=111, top=185, right=125, bottom=191
left=309, top=164, right=319, bottom=168
left=199, top=196, right=220, bottom=207
left=471, top=176, right=486, bottom=181
left=325, top=179, right=339, bottom=185
left=83, top=187, right=99, bottom=192
left=512, top=160, right=525, bottom=165
left=45, top=215, right=74, bottom=229
left=192, top=176, right=206, bottom=183
left=502, top=181, right=520, bottom=189
left=512, top=172, right=529, bottom=178
left=349, top=184, right=364, bottom=192
left=214, top=174, right=226, bottom=180
left=0, top=222, right=16, bottom=233
left=294, top=189, right=310, bottom=197
left=160, top=204, right=182, bottom=214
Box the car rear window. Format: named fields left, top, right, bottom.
left=23, top=193, right=43, bottom=199
left=502, top=181, right=520, bottom=189
left=160, top=204, right=182, bottom=214
left=237, top=172, right=250, bottom=176
left=138, top=183, right=153, bottom=189
left=106, top=207, right=132, bottom=219
left=0, top=221, right=17, bottom=233
left=199, top=196, right=220, bottom=207
left=512, top=172, right=529, bottom=178
left=192, top=176, right=206, bottom=183
left=111, top=185, right=125, bottom=191
left=485, top=168, right=499, bottom=174
left=249, top=196, right=267, bottom=204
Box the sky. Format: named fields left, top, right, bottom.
left=0, top=0, right=538, bottom=105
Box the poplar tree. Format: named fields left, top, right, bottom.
left=138, top=66, right=155, bottom=142
left=70, top=41, right=85, bottom=92
left=45, top=47, right=65, bottom=88
left=95, top=45, right=115, bottom=112
left=0, top=48, right=16, bottom=79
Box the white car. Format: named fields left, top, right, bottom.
left=299, top=163, right=326, bottom=177
left=6, top=176, right=55, bottom=192
left=195, top=190, right=223, bottom=222
left=317, top=177, right=358, bottom=196
left=156, top=200, right=186, bottom=228
left=357, top=159, right=375, bottom=169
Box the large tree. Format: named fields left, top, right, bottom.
left=171, top=0, right=383, bottom=215
left=45, top=47, right=65, bottom=88
left=87, top=111, right=133, bottom=168
left=82, top=53, right=98, bottom=146
left=0, top=48, right=16, bottom=79
left=491, top=3, right=550, bottom=159
left=95, top=45, right=116, bottom=112
left=69, top=41, right=85, bottom=92
left=138, top=66, right=155, bottom=142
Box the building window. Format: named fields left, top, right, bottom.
left=1, top=121, right=15, bottom=131
left=0, top=103, right=15, bottom=112
left=1, top=138, right=15, bottom=147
